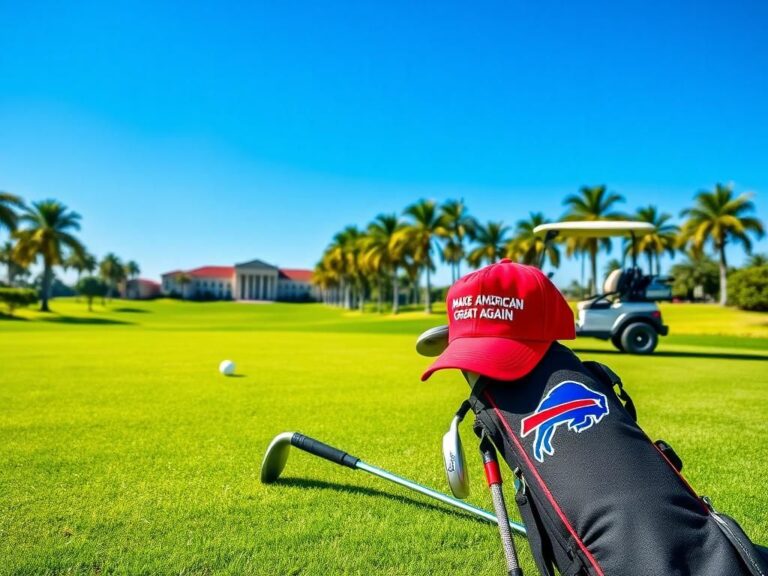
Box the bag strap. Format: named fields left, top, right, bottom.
left=582, top=361, right=637, bottom=421
left=703, top=497, right=768, bottom=576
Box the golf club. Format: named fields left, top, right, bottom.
left=261, top=431, right=526, bottom=537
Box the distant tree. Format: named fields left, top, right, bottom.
left=363, top=214, right=407, bottom=314
left=670, top=251, right=720, bottom=301
left=506, top=212, right=561, bottom=269
left=76, top=276, right=108, bottom=311
left=99, top=253, right=125, bottom=299
left=679, top=183, right=765, bottom=305
left=0, top=241, right=27, bottom=285
left=64, top=250, right=97, bottom=283
left=125, top=260, right=140, bottom=280
left=0, top=191, right=24, bottom=234
left=13, top=200, right=86, bottom=312
left=627, top=206, right=679, bottom=275
left=746, top=253, right=768, bottom=268
left=403, top=199, right=447, bottom=313
left=728, top=266, right=768, bottom=311
left=563, top=185, right=626, bottom=294
left=467, top=221, right=510, bottom=268
left=439, top=199, right=476, bottom=282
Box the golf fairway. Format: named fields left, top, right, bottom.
left=1, top=299, right=767, bottom=575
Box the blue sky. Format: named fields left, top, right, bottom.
left=1, top=0, right=766, bottom=286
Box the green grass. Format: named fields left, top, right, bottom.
left=1, top=299, right=767, bottom=575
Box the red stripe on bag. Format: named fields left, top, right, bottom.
left=484, top=389, right=605, bottom=576
left=520, top=399, right=598, bottom=436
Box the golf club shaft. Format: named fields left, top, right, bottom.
left=288, top=433, right=526, bottom=536
left=356, top=461, right=526, bottom=536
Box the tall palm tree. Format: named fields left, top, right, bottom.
left=324, top=226, right=366, bottom=310
left=506, top=212, right=561, bottom=269
left=439, top=199, right=476, bottom=282
left=13, top=200, right=86, bottom=312
left=100, top=253, right=125, bottom=299
left=624, top=206, right=679, bottom=275
left=467, top=221, right=510, bottom=268
left=563, top=185, right=626, bottom=294
left=0, top=191, right=24, bottom=234
left=403, top=199, right=447, bottom=313
left=679, top=183, right=765, bottom=305
left=363, top=214, right=407, bottom=313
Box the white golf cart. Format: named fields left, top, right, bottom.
left=533, top=221, right=670, bottom=354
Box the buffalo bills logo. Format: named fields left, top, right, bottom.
left=520, top=381, right=609, bottom=462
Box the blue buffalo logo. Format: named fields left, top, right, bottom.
left=520, top=381, right=609, bottom=462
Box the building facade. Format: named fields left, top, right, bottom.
left=161, top=260, right=316, bottom=302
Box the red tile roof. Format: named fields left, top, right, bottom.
left=279, top=268, right=314, bottom=283
left=136, top=279, right=161, bottom=287
left=188, top=266, right=235, bottom=279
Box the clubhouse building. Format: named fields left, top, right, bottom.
left=161, top=259, right=317, bottom=302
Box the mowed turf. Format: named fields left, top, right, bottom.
left=1, top=300, right=767, bottom=575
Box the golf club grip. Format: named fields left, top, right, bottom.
left=292, top=433, right=360, bottom=469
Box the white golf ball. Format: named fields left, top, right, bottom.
left=219, top=360, right=236, bottom=376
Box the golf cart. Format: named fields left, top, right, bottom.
left=533, top=221, right=670, bottom=354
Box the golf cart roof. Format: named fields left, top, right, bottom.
left=533, top=221, right=655, bottom=239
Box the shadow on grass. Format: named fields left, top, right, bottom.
left=40, top=316, right=133, bottom=326
left=274, top=477, right=489, bottom=525
left=113, top=307, right=151, bottom=314
left=572, top=348, right=768, bottom=362
left=0, top=312, right=28, bottom=321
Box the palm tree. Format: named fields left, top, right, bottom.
left=746, top=253, right=768, bottom=268
left=679, top=183, right=765, bottom=305
left=12, top=200, right=86, bottom=312
left=362, top=214, right=407, bottom=313
left=563, top=185, right=626, bottom=294
left=0, top=241, right=18, bottom=285
left=625, top=206, right=679, bottom=275
left=0, top=191, right=24, bottom=234
left=64, top=250, right=97, bottom=283
left=324, top=226, right=366, bottom=310
left=467, top=221, right=510, bottom=268
left=125, top=260, right=140, bottom=280
left=440, top=199, right=476, bottom=282
left=403, top=199, right=447, bottom=313
left=506, top=212, right=561, bottom=269
left=99, top=253, right=125, bottom=299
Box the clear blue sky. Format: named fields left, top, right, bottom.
left=1, top=0, right=766, bottom=287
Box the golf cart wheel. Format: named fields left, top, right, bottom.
left=611, top=333, right=624, bottom=352
left=620, top=322, right=658, bottom=355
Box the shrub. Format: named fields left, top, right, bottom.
left=76, top=276, right=108, bottom=311
left=728, top=266, right=768, bottom=311
left=0, top=287, right=38, bottom=314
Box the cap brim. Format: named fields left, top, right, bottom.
left=421, top=337, right=552, bottom=382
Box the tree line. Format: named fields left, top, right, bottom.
left=314, top=183, right=765, bottom=312
left=0, top=192, right=140, bottom=313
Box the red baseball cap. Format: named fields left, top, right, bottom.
left=421, top=260, right=575, bottom=382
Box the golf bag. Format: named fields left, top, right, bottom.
left=467, top=342, right=768, bottom=576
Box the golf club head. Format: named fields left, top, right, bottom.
left=416, top=325, right=449, bottom=357
left=442, top=416, right=470, bottom=499
left=260, top=432, right=295, bottom=483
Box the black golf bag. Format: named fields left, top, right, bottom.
left=467, top=342, right=768, bottom=576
